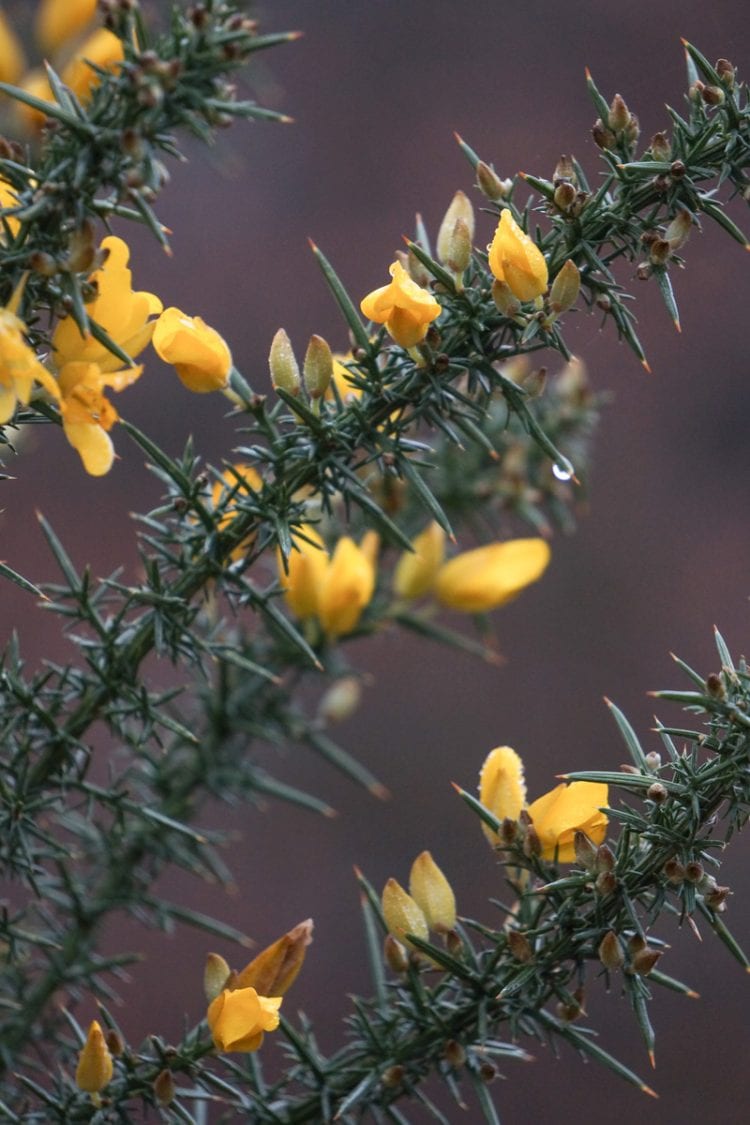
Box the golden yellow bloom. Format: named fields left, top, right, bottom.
left=393, top=521, right=446, bottom=599
left=53, top=236, right=162, bottom=371
left=0, top=287, right=60, bottom=425
left=527, top=781, right=609, bottom=862
left=153, top=307, right=232, bottom=393
left=0, top=12, right=25, bottom=85
left=207, top=987, right=282, bottom=1053
left=36, top=0, right=98, bottom=54
left=381, top=877, right=429, bottom=953
left=61, top=28, right=124, bottom=102
left=409, top=851, right=456, bottom=932
left=317, top=536, right=376, bottom=638
left=75, top=1019, right=113, bottom=1095
left=478, top=746, right=527, bottom=844
left=488, top=210, right=548, bottom=302
left=360, top=260, right=441, bottom=348
left=326, top=354, right=362, bottom=404
left=234, top=918, right=313, bottom=997
left=57, top=360, right=141, bottom=476
left=434, top=538, right=550, bottom=613
left=279, top=525, right=329, bottom=621
left=212, top=463, right=262, bottom=558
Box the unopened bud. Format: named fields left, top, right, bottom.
left=319, top=676, right=362, bottom=724
left=204, top=952, right=232, bottom=1001
left=444, top=1039, right=466, bottom=1068
left=644, top=751, right=662, bottom=771
left=499, top=816, right=519, bottom=846
left=479, top=1062, right=497, bottom=1083
left=445, top=217, right=473, bottom=275
left=381, top=1065, right=405, bottom=1089
left=553, top=181, right=577, bottom=212
left=549, top=259, right=580, bottom=315
left=650, top=131, right=671, bottom=161
left=608, top=93, right=630, bottom=133
left=596, top=844, right=616, bottom=873
left=670, top=160, right=686, bottom=180
left=685, top=861, right=704, bottom=884
left=702, top=85, right=725, bottom=106
left=523, top=824, right=542, bottom=858
left=649, top=238, right=671, bottom=266
left=303, top=334, right=333, bottom=400
left=445, top=928, right=463, bottom=957
left=705, top=672, right=726, bottom=700
left=626, top=114, right=640, bottom=146
left=647, top=782, right=668, bottom=804
left=663, top=857, right=685, bottom=884
left=689, top=79, right=705, bottom=102
left=592, top=119, right=616, bottom=150
left=234, top=918, right=313, bottom=997
left=598, top=930, right=624, bottom=971
left=104, top=1029, right=125, bottom=1057
left=491, top=278, right=521, bottom=317
left=381, top=878, right=429, bottom=953
left=507, top=930, right=533, bottom=962
left=409, top=851, right=457, bottom=932
left=574, top=830, right=598, bottom=871
left=437, top=191, right=475, bottom=266
left=556, top=989, right=584, bottom=1021
left=406, top=246, right=430, bottom=287
left=153, top=1069, right=176, bottom=1107
left=631, top=947, right=662, bottom=976
left=28, top=251, right=57, bottom=276
left=595, top=870, right=617, bottom=897
left=269, top=328, right=301, bottom=396
left=384, top=933, right=409, bottom=974
left=628, top=933, right=646, bottom=956
left=716, top=58, right=735, bottom=89
left=476, top=161, right=511, bottom=201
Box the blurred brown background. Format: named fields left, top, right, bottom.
left=2, top=1, right=750, bottom=1121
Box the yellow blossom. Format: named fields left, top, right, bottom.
left=326, top=354, right=362, bottom=404
left=393, top=521, right=446, bottom=599
left=53, top=236, right=162, bottom=371
left=278, top=525, right=329, bottom=621
left=234, top=918, right=313, bottom=997
left=0, top=179, right=21, bottom=238
left=478, top=746, right=527, bottom=844
left=360, top=260, right=441, bottom=348
left=527, top=781, right=609, bottom=862
left=57, top=360, right=141, bottom=476
left=75, top=1019, right=113, bottom=1096
left=36, top=0, right=98, bottom=54
left=0, top=12, right=25, bottom=85
left=409, top=851, right=456, bottom=932
left=434, top=538, right=550, bottom=613
left=317, top=536, right=376, bottom=638
left=488, top=210, right=548, bottom=301
left=0, top=284, right=60, bottom=425
left=212, top=463, right=262, bottom=558
left=61, top=28, right=124, bottom=102
left=153, top=307, right=232, bottom=393
left=207, top=987, right=282, bottom=1053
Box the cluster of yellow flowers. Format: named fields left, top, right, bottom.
left=0, top=234, right=233, bottom=474
left=0, top=0, right=123, bottom=129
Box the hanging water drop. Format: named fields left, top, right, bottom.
left=552, top=461, right=574, bottom=481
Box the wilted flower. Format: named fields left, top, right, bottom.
left=153, top=307, right=232, bottom=393
left=207, top=987, right=282, bottom=1053
left=75, top=1019, right=113, bottom=1097
left=393, top=521, right=447, bottom=600
left=53, top=236, right=162, bottom=371
left=360, top=260, right=441, bottom=348
left=434, top=538, right=550, bottom=613
left=527, top=781, right=609, bottom=862
left=488, top=210, right=548, bottom=301
left=478, top=746, right=527, bottom=844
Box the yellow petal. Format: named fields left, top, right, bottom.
left=61, top=28, right=124, bottom=103
left=435, top=538, right=550, bottom=613
left=279, top=525, right=328, bottom=620
left=527, top=782, right=609, bottom=862
left=75, top=1020, right=113, bottom=1094
left=36, top=0, right=98, bottom=54
left=62, top=419, right=115, bottom=476
left=393, top=521, right=446, bottom=599
left=0, top=12, right=26, bottom=86
left=317, top=537, right=375, bottom=638
left=478, top=746, right=527, bottom=844
left=235, top=918, right=313, bottom=997
left=153, top=307, right=231, bottom=393
left=207, top=988, right=282, bottom=1053
left=488, top=211, right=548, bottom=302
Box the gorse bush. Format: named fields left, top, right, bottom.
left=0, top=1, right=748, bottom=1121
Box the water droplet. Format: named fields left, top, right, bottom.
left=552, top=462, right=574, bottom=481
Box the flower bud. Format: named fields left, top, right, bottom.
left=444, top=1039, right=467, bottom=1068
left=595, top=870, right=617, bottom=897
left=705, top=672, right=726, bottom=700
left=650, top=131, right=671, bottom=161
left=488, top=210, right=548, bottom=301
left=104, top=1028, right=125, bottom=1057
left=303, top=334, right=333, bottom=400
left=445, top=216, right=473, bottom=275
left=663, top=857, right=685, bottom=884
left=573, top=830, right=598, bottom=871
left=644, top=751, right=662, bottom=771
left=716, top=58, right=735, bottom=89
left=409, top=851, right=456, bottom=932
left=153, top=308, right=232, bottom=393
left=548, top=259, right=580, bottom=315
left=647, top=782, right=668, bottom=804
left=608, top=93, right=630, bottom=132
left=65, top=221, right=98, bottom=273
left=381, top=878, right=429, bottom=953
left=595, top=844, right=616, bottom=872
left=269, top=328, right=301, bottom=396
left=204, top=952, right=232, bottom=1001
left=478, top=746, right=527, bottom=845
left=491, top=279, right=521, bottom=317
left=384, top=933, right=409, bottom=974
left=598, top=930, right=624, bottom=971
left=685, top=860, right=704, bottom=884
left=553, top=181, right=577, bottom=213
left=437, top=190, right=475, bottom=266
left=235, top=919, right=313, bottom=997
left=479, top=1062, right=497, bottom=1083
left=702, top=85, right=725, bottom=106
left=153, top=1069, right=176, bottom=1107
left=507, top=930, right=533, bottom=962
left=76, top=1020, right=114, bottom=1096
left=554, top=154, right=577, bottom=184
left=318, top=676, right=362, bottom=724
left=523, top=824, right=542, bottom=858
left=381, top=1065, right=405, bottom=1088
left=592, top=119, right=616, bottom=150
left=476, top=161, right=511, bottom=201
left=631, top=947, right=662, bottom=976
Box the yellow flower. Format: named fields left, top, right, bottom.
left=75, top=1019, right=113, bottom=1096
left=434, top=538, right=550, bottom=613
left=478, top=746, right=527, bottom=844
left=212, top=463, right=262, bottom=558
left=36, top=0, right=98, bottom=54
left=393, top=521, right=446, bottom=600
left=53, top=236, right=162, bottom=371
left=279, top=525, right=329, bottom=621
left=317, top=536, right=376, bottom=638
left=0, top=179, right=21, bottom=239
left=527, top=781, right=609, bottom=862
left=61, top=28, right=124, bottom=102
left=0, top=285, right=60, bottom=425
left=326, top=353, right=363, bottom=404
left=153, top=307, right=232, bottom=393
left=57, top=360, right=141, bottom=476
left=488, top=210, right=548, bottom=302
left=207, top=987, right=282, bottom=1053
left=360, top=260, right=441, bottom=348
left=0, top=12, right=25, bottom=85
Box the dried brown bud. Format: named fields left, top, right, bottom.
left=608, top=93, right=630, bottom=133
left=592, top=119, right=616, bottom=150
left=631, top=947, right=662, bottom=976
left=650, top=131, right=671, bottom=161
left=479, top=1062, right=497, bottom=1083
left=685, top=861, right=704, bottom=884
left=649, top=238, right=672, bottom=266
left=384, top=933, right=409, bottom=974
left=596, top=844, right=616, bottom=873
left=702, top=84, right=725, bottom=106
left=523, top=825, right=542, bottom=859
left=598, top=930, right=624, bottom=971
left=28, top=251, right=57, bottom=277
left=507, top=930, right=533, bottom=963
left=663, top=857, right=685, bottom=884
left=574, top=830, right=598, bottom=871
left=636, top=262, right=652, bottom=281
left=153, top=1069, right=176, bottom=1107
left=553, top=154, right=577, bottom=184
left=716, top=58, right=735, bottom=89
left=647, top=782, right=668, bottom=804
left=104, top=1029, right=125, bottom=1056
left=704, top=884, right=731, bottom=912
left=553, top=181, right=577, bottom=213
left=595, top=870, right=617, bottom=897
left=381, top=1065, right=405, bottom=1089
left=705, top=672, right=726, bottom=700
left=444, top=1039, right=467, bottom=1068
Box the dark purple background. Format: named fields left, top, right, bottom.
left=2, top=2, right=749, bottom=1121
